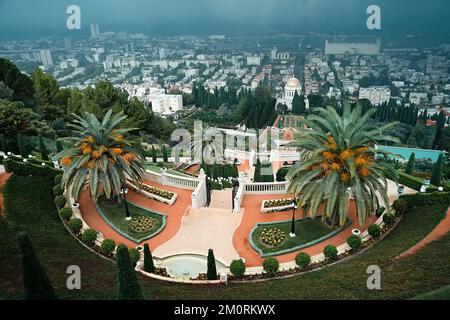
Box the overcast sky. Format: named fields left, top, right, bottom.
left=1, top=0, right=449, bottom=39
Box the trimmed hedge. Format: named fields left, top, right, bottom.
left=399, top=192, right=450, bottom=209
left=263, top=257, right=279, bottom=276
left=129, top=248, right=140, bottom=267
left=347, top=235, right=362, bottom=251
left=54, top=195, right=66, bottom=209
left=383, top=213, right=396, bottom=226
left=53, top=184, right=64, bottom=196
left=323, top=245, right=338, bottom=260
left=59, top=207, right=72, bottom=222
left=68, top=218, right=83, bottom=234
left=4, top=158, right=61, bottom=177
left=368, top=224, right=381, bottom=238
left=295, top=252, right=311, bottom=269
left=101, top=239, right=116, bottom=256
left=230, top=259, right=246, bottom=278
left=81, top=228, right=98, bottom=246
left=397, top=171, right=438, bottom=192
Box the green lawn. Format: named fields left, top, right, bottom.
left=412, top=285, right=450, bottom=300
left=144, top=163, right=191, bottom=177
left=1, top=174, right=450, bottom=299
left=251, top=217, right=339, bottom=254
left=96, top=196, right=165, bottom=243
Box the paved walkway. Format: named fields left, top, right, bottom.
left=232, top=194, right=375, bottom=267
left=153, top=207, right=243, bottom=265
left=397, top=207, right=450, bottom=259
left=79, top=180, right=192, bottom=251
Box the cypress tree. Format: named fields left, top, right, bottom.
left=405, top=152, right=415, bottom=175
left=17, top=134, right=27, bottom=157
left=292, top=91, right=301, bottom=114
left=231, top=162, right=239, bottom=178
left=0, top=134, right=7, bottom=152
left=207, top=249, right=217, bottom=280
left=116, top=244, right=143, bottom=300
left=55, top=139, right=63, bottom=153
left=38, top=135, right=49, bottom=161
left=431, top=154, right=444, bottom=186
left=17, top=232, right=57, bottom=300
left=143, top=243, right=155, bottom=273
left=254, top=158, right=262, bottom=182
left=162, top=145, right=168, bottom=162
left=151, top=145, right=157, bottom=163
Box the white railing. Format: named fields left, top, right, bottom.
left=0, top=165, right=5, bottom=175
left=224, top=148, right=300, bottom=163
left=163, top=173, right=199, bottom=190
left=191, top=179, right=207, bottom=209
left=233, top=183, right=245, bottom=213
left=244, top=181, right=289, bottom=194
left=143, top=170, right=199, bottom=190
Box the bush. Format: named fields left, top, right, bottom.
left=54, top=195, right=66, bottom=209
left=383, top=213, right=396, bottom=226
left=59, top=207, right=72, bottom=222
left=129, top=248, right=140, bottom=267
left=323, top=245, right=338, bottom=261
left=397, top=171, right=438, bottom=192
left=262, top=257, right=279, bottom=276
left=375, top=207, right=385, bottom=217
left=116, top=244, right=143, bottom=300
left=392, top=198, right=408, bottom=216
left=54, top=174, right=63, bottom=185
left=68, top=218, right=82, bottom=234
left=207, top=249, right=217, bottom=280
left=230, top=259, right=246, bottom=278
left=53, top=184, right=64, bottom=196
left=295, top=252, right=311, bottom=269
left=4, top=158, right=61, bottom=177
left=368, top=224, right=381, bottom=239
left=143, top=243, right=154, bottom=273
left=81, top=228, right=98, bottom=246
left=101, top=239, right=116, bottom=255
left=399, top=192, right=450, bottom=209
left=347, top=235, right=362, bottom=251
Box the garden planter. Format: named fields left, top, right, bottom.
left=352, top=229, right=361, bottom=236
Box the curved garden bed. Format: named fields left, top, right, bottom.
left=249, top=216, right=352, bottom=257
left=95, top=196, right=166, bottom=243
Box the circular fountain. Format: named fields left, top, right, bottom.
left=159, top=254, right=227, bottom=279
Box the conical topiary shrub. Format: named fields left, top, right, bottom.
left=143, top=243, right=155, bottom=273
left=116, top=244, right=143, bottom=300
left=17, top=231, right=57, bottom=300
left=206, top=249, right=217, bottom=280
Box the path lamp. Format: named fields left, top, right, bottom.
left=121, top=185, right=132, bottom=221
left=290, top=199, right=297, bottom=237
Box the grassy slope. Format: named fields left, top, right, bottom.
left=1, top=174, right=450, bottom=300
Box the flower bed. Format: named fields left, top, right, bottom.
left=261, top=198, right=294, bottom=213
left=260, top=228, right=287, bottom=247
left=129, top=182, right=177, bottom=205
left=130, top=216, right=156, bottom=233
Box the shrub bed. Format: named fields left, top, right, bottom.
left=59, top=207, right=73, bottom=222
left=68, top=218, right=83, bottom=234
left=101, top=239, right=116, bottom=256
left=141, top=184, right=174, bottom=200
left=295, top=252, right=311, bottom=269
left=323, top=245, right=338, bottom=261
left=262, top=257, right=279, bottom=276
left=81, top=228, right=98, bottom=246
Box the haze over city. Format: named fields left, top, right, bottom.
left=1, top=0, right=450, bottom=39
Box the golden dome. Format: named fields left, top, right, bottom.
left=286, top=77, right=301, bottom=88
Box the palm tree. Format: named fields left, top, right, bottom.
left=54, top=110, right=144, bottom=202
left=287, top=104, right=398, bottom=227
left=191, top=124, right=224, bottom=165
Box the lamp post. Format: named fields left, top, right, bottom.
left=290, top=199, right=297, bottom=238
left=121, top=185, right=131, bottom=221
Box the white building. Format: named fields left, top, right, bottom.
left=276, top=76, right=302, bottom=110
left=359, top=86, right=391, bottom=106
left=325, top=39, right=381, bottom=55
left=39, top=49, right=53, bottom=67
left=149, top=93, right=183, bottom=115
left=247, top=56, right=261, bottom=66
